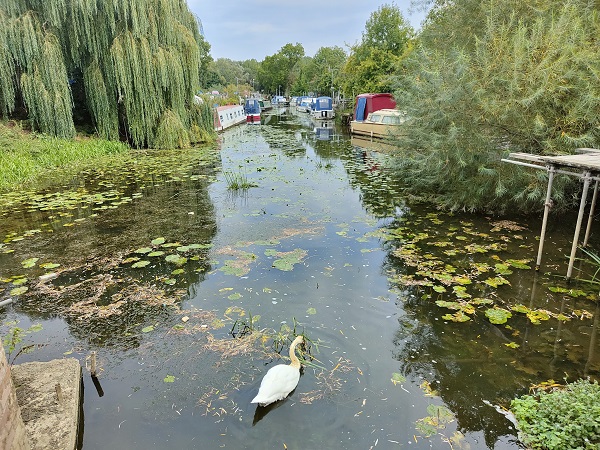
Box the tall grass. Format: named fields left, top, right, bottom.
left=0, top=122, right=129, bottom=191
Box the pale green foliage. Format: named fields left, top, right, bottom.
left=0, top=0, right=213, bottom=147
left=340, top=4, right=413, bottom=97
left=391, top=0, right=599, bottom=213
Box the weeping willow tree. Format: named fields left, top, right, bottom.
left=0, top=0, right=214, bottom=148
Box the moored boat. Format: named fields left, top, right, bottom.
left=310, top=96, right=335, bottom=119
left=352, top=93, right=396, bottom=122
left=214, top=104, right=246, bottom=131
left=244, top=99, right=261, bottom=123
left=350, top=109, right=406, bottom=139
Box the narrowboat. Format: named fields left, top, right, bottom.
left=350, top=109, right=406, bottom=139
left=244, top=99, right=261, bottom=123
left=310, top=96, right=335, bottom=119
left=214, top=104, right=246, bottom=131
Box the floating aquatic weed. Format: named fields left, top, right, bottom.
left=269, top=248, right=307, bottom=271
left=415, top=404, right=455, bottom=438
left=485, top=307, right=512, bottom=324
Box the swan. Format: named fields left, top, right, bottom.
left=251, top=335, right=304, bottom=406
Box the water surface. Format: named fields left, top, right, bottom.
left=1, top=107, right=599, bottom=449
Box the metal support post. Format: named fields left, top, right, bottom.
left=536, top=166, right=555, bottom=270
left=583, top=179, right=599, bottom=247
left=566, top=172, right=592, bottom=280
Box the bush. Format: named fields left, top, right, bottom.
left=510, top=379, right=600, bottom=449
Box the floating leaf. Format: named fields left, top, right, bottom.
left=141, top=325, right=154, bottom=333
left=10, top=286, right=28, bottom=295
left=171, top=269, right=184, bottom=275
left=391, top=372, right=406, bottom=385
left=148, top=251, right=165, bottom=257
left=485, top=308, right=512, bottom=324
left=506, top=259, right=531, bottom=270
left=306, top=307, right=317, bottom=315
left=163, top=375, right=175, bottom=383
left=504, top=342, right=520, bottom=348
left=228, top=293, right=242, bottom=300
left=39, top=262, right=60, bottom=269
left=123, top=256, right=140, bottom=264
left=21, top=257, right=39, bottom=268
left=443, top=311, right=471, bottom=322
left=151, top=237, right=166, bottom=245
left=12, top=278, right=28, bottom=286
left=176, top=246, right=190, bottom=252
left=132, top=260, right=150, bottom=268
left=165, top=254, right=187, bottom=266
left=483, top=276, right=510, bottom=288
left=164, top=278, right=176, bottom=285
left=135, top=247, right=152, bottom=254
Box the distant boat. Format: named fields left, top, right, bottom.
left=297, top=97, right=314, bottom=113
left=272, top=95, right=289, bottom=106
left=258, top=99, right=272, bottom=111
left=350, top=109, right=406, bottom=139
left=214, top=104, right=246, bottom=131
left=310, top=96, right=335, bottom=119
left=244, top=99, right=261, bottom=124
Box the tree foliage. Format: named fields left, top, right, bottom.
left=340, top=4, right=414, bottom=97
left=391, top=0, right=600, bottom=213
left=0, top=0, right=214, bottom=148
left=258, top=43, right=304, bottom=94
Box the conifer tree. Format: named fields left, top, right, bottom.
left=0, top=0, right=213, bottom=148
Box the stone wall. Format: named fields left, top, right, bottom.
left=0, top=346, right=30, bottom=450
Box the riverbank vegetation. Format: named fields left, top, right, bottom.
left=0, top=122, right=128, bottom=192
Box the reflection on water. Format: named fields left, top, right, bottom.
left=1, top=108, right=599, bottom=449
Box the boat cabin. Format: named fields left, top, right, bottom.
left=353, top=93, right=396, bottom=121
left=311, top=96, right=335, bottom=119
left=244, top=99, right=261, bottom=123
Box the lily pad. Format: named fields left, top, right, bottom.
left=132, top=260, right=150, bottom=268
left=163, top=375, right=175, bottom=383
left=165, top=254, right=187, bottom=266
left=21, top=257, right=39, bottom=268
left=39, top=262, right=60, bottom=269
left=135, top=247, right=153, bottom=254
left=10, top=286, right=28, bottom=295
left=151, top=237, right=166, bottom=245
left=485, top=308, right=512, bottom=324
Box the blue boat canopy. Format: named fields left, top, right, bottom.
left=244, top=99, right=261, bottom=114
left=314, top=96, right=333, bottom=111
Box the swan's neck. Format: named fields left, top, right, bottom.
left=288, top=336, right=303, bottom=369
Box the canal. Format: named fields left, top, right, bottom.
left=1, top=106, right=599, bottom=449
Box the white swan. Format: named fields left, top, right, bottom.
left=251, top=335, right=304, bottom=406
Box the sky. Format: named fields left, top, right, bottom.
left=186, top=1, right=428, bottom=62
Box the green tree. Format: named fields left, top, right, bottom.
left=391, top=0, right=600, bottom=213
left=258, top=43, right=304, bottom=94
left=0, top=0, right=214, bottom=148
left=307, top=46, right=347, bottom=96
left=340, top=4, right=414, bottom=97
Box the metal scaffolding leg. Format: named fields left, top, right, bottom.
left=536, top=166, right=555, bottom=270
left=583, top=179, right=599, bottom=247
left=566, top=172, right=592, bottom=280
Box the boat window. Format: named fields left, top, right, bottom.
left=382, top=116, right=401, bottom=124
left=318, top=98, right=330, bottom=108
left=369, top=114, right=382, bottom=123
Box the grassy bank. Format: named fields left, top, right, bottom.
left=0, top=122, right=129, bottom=192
